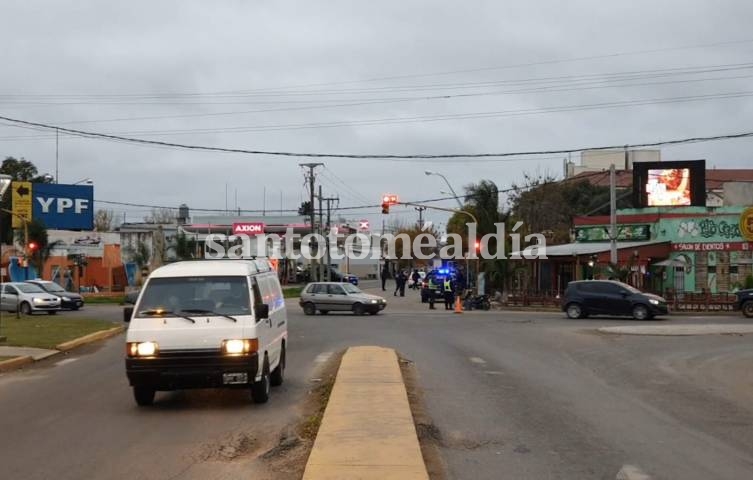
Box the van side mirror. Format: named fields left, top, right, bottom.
left=255, top=304, right=270, bottom=320
left=123, top=306, right=134, bottom=323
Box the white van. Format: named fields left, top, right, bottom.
left=124, top=259, right=287, bottom=406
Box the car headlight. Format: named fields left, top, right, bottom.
left=370, top=299, right=378, bottom=304
left=222, top=338, right=258, bottom=355
left=62, top=296, right=71, bottom=301
left=127, top=341, right=159, bottom=357
left=32, top=297, right=45, bottom=304
left=649, top=299, right=660, bottom=305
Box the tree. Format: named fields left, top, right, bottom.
left=0, top=157, right=53, bottom=243
left=172, top=231, right=197, bottom=260
left=446, top=180, right=508, bottom=291
left=389, top=224, right=440, bottom=269
left=125, top=242, right=151, bottom=269
left=93, top=209, right=115, bottom=231
left=143, top=207, right=175, bottom=224
left=14, top=219, right=62, bottom=276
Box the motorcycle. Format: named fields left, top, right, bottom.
left=463, top=293, right=491, bottom=311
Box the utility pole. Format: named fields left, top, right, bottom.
left=415, top=206, right=426, bottom=230
left=609, top=163, right=618, bottom=265
left=300, top=163, right=324, bottom=280
left=317, top=185, right=324, bottom=280
left=55, top=128, right=59, bottom=184
left=321, top=194, right=339, bottom=280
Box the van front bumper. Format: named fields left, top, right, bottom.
left=125, top=349, right=259, bottom=391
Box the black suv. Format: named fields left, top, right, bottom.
left=734, top=289, right=753, bottom=318
left=561, top=280, right=668, bottom=320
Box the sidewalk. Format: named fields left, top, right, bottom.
left=0, top=346, right=59, bottom=361
left=303, top=346, right=428, bottom=480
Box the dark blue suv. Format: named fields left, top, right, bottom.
left=561, top=280, right=668, bottom=320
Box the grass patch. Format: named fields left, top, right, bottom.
left=0, top=315, right=117, bottom=349
left=283, top=287, right=303, bottom=299
left=83, top=295, right=126, bottom=305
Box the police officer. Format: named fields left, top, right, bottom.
left=428, top=276, right=438, bottom=310
left=443, top=277, right=454, bottom=310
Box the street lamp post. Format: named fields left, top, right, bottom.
left=0, top=174, right=13, bottom=341
left=425, top=171, right=464, bottom=209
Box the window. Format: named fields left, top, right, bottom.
left=328, top=284, right=346, bottom=295
left=136, top=276, right=250, bottom=316
left=729, top=265, right=739, bottom=275
left=707, top=265, right=717, bottom=274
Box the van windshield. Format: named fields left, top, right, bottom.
left=136, top=276, right=251, bottom=317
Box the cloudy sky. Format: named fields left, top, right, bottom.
left=2, top=0, right=752, bottom=230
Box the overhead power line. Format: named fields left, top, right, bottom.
left=2, top=113, right=753, bottom=159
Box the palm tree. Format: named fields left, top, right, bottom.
left=172, top=232, right=197, bottom=260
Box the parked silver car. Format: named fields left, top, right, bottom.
left=299, top=282, right=386, bottom=315
left=1, top=282, right=62, bottom=315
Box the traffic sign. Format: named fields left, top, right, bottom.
left=11, top=181, right=32, bottom=228
left=358, top=219, right=370, bottom=230
left=32, top=183, right=94, bottom=230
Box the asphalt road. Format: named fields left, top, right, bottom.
left=2, top=295, right=753, bottom=479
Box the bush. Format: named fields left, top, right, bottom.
left=745, top=274, right=753, bottom=290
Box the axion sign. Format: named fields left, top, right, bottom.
left=358, top=219, right=370, bottom=230
left=232, top=222, right=265, bottom=235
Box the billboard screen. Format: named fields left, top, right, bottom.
left=633, top=160, right=705, bottom=207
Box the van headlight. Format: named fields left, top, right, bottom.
left=222, top=339, right=258, bottom=355
left=127, top=341, right=159, bottom=357
left=649, top=299, right=660, bottom=305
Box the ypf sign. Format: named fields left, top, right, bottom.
left=31, top=183, right=94, bottom=230
left=232, top=222, right=265, bottom=235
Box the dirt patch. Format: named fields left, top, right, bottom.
left=399, top=356, right=449, bottom=480
left=256, top=349, right=344, bottom=479
left=198, top=432, right=259, bottom=462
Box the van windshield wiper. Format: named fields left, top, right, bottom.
left=138, top=309, right=196, bottom=323
left=179, top=308, right=238, bottom=323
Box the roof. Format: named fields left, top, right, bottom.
left=148, top=259, right=272, bottom=278
left=569, top=168, right=753, bottom=190
left=510, top=240, right=670, bottom=257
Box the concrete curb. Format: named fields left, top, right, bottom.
left=55, top=325, right=126, bottom=352
left=0, top=355, right=33, bottom=373
left=598, top=324, right=753, bottom=336
left=302, top=346, right=429, bottom=480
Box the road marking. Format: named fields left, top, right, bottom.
left=315, top=352, right=333, bottom=364
left=616, top=464, right=652, bottom=480
left=469, top=357, right=486, bottom=365
left=484, top=370, right=503, bottom=375
left=54, top=358, right=78, bottom=367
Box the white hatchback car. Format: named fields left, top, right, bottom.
left=0, top=282, right=61, bottom=315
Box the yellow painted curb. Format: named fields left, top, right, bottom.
left=0, top=355, right=33, bottom=372
left=55, top=325, right=125, bottom=352
left=303, top=346, right=429, bottom=480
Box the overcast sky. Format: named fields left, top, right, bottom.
left=2, top=0, right=752, bottom=231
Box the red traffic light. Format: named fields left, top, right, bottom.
left=27, top=241, right=39, bottom=252
left=381, top=194, right=399, bottom=205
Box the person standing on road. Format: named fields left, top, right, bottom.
left=399, top=270, right=408, bottom=297
left=443, top=277, right=455, bottom=310
left=381, top=263, right=390, bottom=291
left=428, top=276, right=438, bottom=310
left=411, top=269, right=420, bottom=290
left=394, top=270, right=406, bottom=296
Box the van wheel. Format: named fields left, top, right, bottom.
left=271, top=346, right=285, bottom=387
left=566, top=303, right=583, bottom=319
left=133, top=386, right=155, bottom=406
left=251, top=356, right=271, bottom=404
left=20, top=302, right=32, bottom=316
left=302, top=302, right=316, bottom=316
left=352, top=303, right=365, bottom=316
left=632, top=304, right=649, bottom=320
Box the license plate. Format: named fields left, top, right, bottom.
left=222, top=373, right=248, bottom=385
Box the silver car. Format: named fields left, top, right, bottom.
left=1, top=282, right=62, bottom=315
left=299, top=282, right=386, bottom=315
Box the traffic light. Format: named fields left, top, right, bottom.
left=381, top=194, right=399, bottom=214
left=27, top=241, right=38, bottom=254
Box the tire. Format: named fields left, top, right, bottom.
left=368, top=310, right=379, bottom=315
left=352, top=303, right=365, bottom=316
left=20, top=302, right=32, bottom=316
left=566, top=303, right=583, bottom=319
left=632, top=304, right=650, bottom=320
left=319, top=310, right=329, bottom=315
left=251, top=356, right=271, bottom=404
left=47, top=311, right=57, bottom=315
left=271, top=346, right=285, bottom=387
left=133, top=386, right=155, bottom=406
left=302, top=302, right=316, bottom=316
left=742, top=301, right=753, bottom=319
